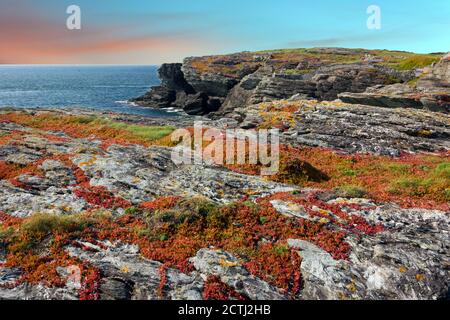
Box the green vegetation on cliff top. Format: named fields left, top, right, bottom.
left=190, top=48, right=443, bottom=76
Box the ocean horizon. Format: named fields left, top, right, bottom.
left=0, top=64, right=178, bottom=117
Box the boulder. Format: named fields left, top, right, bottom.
left=158, top=63, right=195, bottom=93
left=183, top=92, right=209, bottom=115
left=132, top=86, right=176, bottom=109
left=191, top=249, right=287, bottom=300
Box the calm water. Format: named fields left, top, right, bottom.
left=0, top=65, right=177, bottom=117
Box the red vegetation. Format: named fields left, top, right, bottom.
left=0, top=190, right=383, bottom=298
left=260, top=192, right=384, bottom=237
left=228, top=144, right=450, bottom=210
left=140, top=196, right=181, bottom=211
left=203, top=276, right=247, bottom=300
left=158, top=264, right=168, bottom=299
left=79, top=266, right=101, bottom=300
left=42, top=134, right=69, bottom=143
left=244, top=243, right=301, bottom=296
left=0, top=211, right=23, bottom=228
left=73, top=186, right=131, bottom=209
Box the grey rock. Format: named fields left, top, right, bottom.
left=66, top=241, right=204, bottom=300
left=340, top=54, right=450, bottom=113
left=100, top=278, right=134, bottom=300
left=285, top=102, right=448, bottom=156
left=158, top=63, right=195, bottom=93
left=183, top=92, right=209, bottom=115
left=132, top=86, right=176, bottom=109
left=191, top=249, right=287, bottom=300
left=281, top=201, right=450, bottom=300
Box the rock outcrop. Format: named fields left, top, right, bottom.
left=133, top=48, right=444, bottom=116
left=339, top=53, right=450, bottom=113
left=234, top=100, right=450, bottom=156
left=0, top=108, right=448, bottom=300
left=1, top=46, right=450, bottom=301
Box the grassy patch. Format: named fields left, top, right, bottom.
left=391, top=55, right=441, bottom=71
left=10, top=213, right=97, bottom=252
left=334, top=185, right=368, bottom=198
left=106, top=121, right=176, bottom=141
left=388, top=162, right=450, bottom=201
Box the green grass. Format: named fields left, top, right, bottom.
left=433, top=162, right=450, bottom=179
left=340, top=168, right=357, bottom=177
left=142, top=197, right=220, bottom=239
left=388, top=162, right=450, bottom=200
left=334, top=185, right=368, bottom=198
left=0, top=227, right=14, bottom=241
left=106, top=121, right=176, bottom=141
left=407, top=74, right=426, bottom=87
left=64, top=115, right=176, bottom=142
left=273, top=244, right=290, bottom=255
left=70, top=115, right=98, bottom=124
left=1, top=213, right=99, bottom=253
left=391, top=55, right=441, bottom=71
left=22, top=214, right=92, bottom=237
left=382, top=163, right=412, bottom=174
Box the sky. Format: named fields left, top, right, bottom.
left=1, top=0, right=449, bottom=64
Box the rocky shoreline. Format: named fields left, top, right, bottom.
left=132, top=48, right=449, bottom=116
left=0, top=47, right=449, bottom=300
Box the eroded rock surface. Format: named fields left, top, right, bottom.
left=133, top=48, right=445, bottom=116
left=340, top=54, right=450, bottom=113
left=0, top=108, right=448, bottom=300
left=237, top=100, right=450, bottom=156
left=287, top=203, right=450, bottom=300
left=191, top=249, right=287, bottom=300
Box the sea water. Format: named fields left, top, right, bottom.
left=0, top=65, right=177, bottom=117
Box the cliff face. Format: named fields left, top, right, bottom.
left=339, top=53, right=450, bottom=111
left=133, top=48, right=448, bottom=115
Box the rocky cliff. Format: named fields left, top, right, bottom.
left=132, top=48, right=448, bottom=115
left=0, top=47, right=449, bottom=301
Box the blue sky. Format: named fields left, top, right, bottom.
left=1, top=0, right=449, bottom=64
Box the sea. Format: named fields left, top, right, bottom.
left=0, top=65, right=178, bottom=117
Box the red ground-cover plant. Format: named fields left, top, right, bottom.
left=0, top=160, right=43, bottom=181
left=244, top=243, right=302, bottom=297
left=0, top=112, right=173, bottom=148
left=228, top=144, right=450, bottom=210
left=79, top=266, right=102, bottom=300
left=0, top=211, right=23, bottom=228
left=4, top=251, right=78, bottom=287
left=0, top=154, right=78, bottom=189
left=259, top=192, right=384, bottom=238
left=0, top=131, right=24, bottom=146
left=42, top=134, right=69, bottom=143
left=140, top=196, right=181, bottom=211
left=203, top=276, right=248, bottom=300
left=0, top=192, right=379, bottom=298
left=158, top=263, right=168, bottom=299
left=0, top=212, right=103, bottom=299
left=73, top=186, right=132, bottom=209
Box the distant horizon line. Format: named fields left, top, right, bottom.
left=0, top=46, right=447, bottom=67
left=0, top=64, right=160, bottom=67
